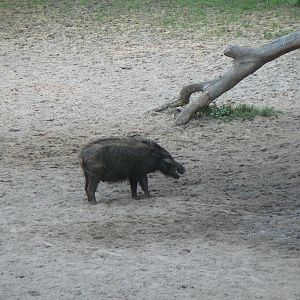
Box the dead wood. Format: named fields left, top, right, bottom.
left=154, top=31, right=300, bottom=125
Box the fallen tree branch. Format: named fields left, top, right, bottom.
left=154, top=80, right=218, bottom=112
left=155, top=31, right=300, bottom=125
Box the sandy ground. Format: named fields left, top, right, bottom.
left=1, top=4, right=300, bottom=299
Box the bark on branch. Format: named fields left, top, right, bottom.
left=154, top=31, right=300, bottom=125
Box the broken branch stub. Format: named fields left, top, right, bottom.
left=155, top=31, right=300, bottom=125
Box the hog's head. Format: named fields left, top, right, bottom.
left=160, top=158, right=185, bottom=179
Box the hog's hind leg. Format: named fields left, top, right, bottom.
left=83, top=171, right=89, bottom=199
left=129, top=177, right=138, bottom=199
left=87, top=175, right=99, bottom=204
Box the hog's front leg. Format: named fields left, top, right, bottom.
left=139, top=175, right=150, bottom=198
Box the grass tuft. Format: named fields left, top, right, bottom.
left=195, top=103, right=280, bottom=121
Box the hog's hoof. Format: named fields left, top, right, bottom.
left=88, top=200, right=97, bottom=205
left=136, top=194, right=151, bottom=200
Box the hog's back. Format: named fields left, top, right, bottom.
left=80, top=138, right=157, bottom=182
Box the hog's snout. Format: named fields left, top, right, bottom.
left=177, top=164, right=185, bottom=175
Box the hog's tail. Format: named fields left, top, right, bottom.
left=79, top=152, right=94, bottom=176
left=79, top=151, right=84, bottom=168
left=79, top=152, right=88, bottom=173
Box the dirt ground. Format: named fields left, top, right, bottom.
left=1, top=4, right=300, bottom=299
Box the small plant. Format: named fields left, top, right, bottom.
left=196, top=103, right=280, bottom=121
left=264, top=29, right=293, bottom=39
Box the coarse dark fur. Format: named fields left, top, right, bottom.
left=79, top=136, right=185, bottom=203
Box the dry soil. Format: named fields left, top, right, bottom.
left=0, top=5, right=300, bottom=300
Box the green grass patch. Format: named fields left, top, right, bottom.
left=161, top=0, right=299, bottom=30
left=263, top=29, right=294, bottom=39
left=196, top=103, right=280, bottom=121
left=0, top=0, right=47, bottom=9
left=102, top=1, right=298, bottom=14
left=2, top=0, right=298, bottom=36
left=88, top=0, right=300, bottom=29
left=172, top=0, right=299, bottom=10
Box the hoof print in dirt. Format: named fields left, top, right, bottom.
left=79, top=136, right=185, bottom=203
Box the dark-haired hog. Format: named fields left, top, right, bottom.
left=79, top=137, right=185, bottom=203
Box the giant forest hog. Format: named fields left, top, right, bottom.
left=79, top=137, right=185, bottom=203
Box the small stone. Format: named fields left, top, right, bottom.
left=180, top=285, right=188, bottom=289
left=9, top=128, right=21, bottom=132
left=179, top=248, right=191, bottom=254
left=28, top=291, right=40, bottom=296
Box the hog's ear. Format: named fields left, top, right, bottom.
left=162, top=158, right=173, bottom=165
left=160, top=158, right=172, bottom=172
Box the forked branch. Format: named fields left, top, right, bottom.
left=154, top=31, right=300, bottom=125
